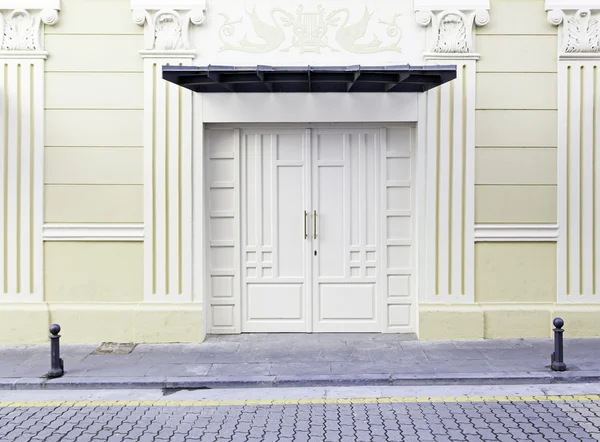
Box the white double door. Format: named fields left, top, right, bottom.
left=241, top=127, right=383, bottom=332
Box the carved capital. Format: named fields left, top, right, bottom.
left=0, top=8, right=60, bottom=53
left=415, top=8, right=489, bottom=56
left=132, top=7, right=205, bottom=54
left=546, top=8, right=600, bottom=56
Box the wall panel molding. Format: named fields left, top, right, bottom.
left=475, top=225, right=559, bottom=242
left=43, top=224, right=144, bottom=241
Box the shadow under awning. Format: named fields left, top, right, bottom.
left=162, top=64, right=457, bottom=93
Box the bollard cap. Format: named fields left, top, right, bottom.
left=49, top=324, right=61, bottom=336
left=553, top=317, right=564, bottom=329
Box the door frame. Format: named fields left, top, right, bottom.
left=194, top=93, right=425, bottom=335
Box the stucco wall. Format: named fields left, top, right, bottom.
left=475, top=0, right=558, bottom=224
left=474, top=0, right=558, bottom=305
left=44, top=0, right=144, bottom=304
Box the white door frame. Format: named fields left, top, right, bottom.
left=193, top=93, right=425, bottom=335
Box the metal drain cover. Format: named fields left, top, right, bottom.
left=92, top=342, right=137, bottom=355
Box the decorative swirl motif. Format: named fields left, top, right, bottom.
left=547, top=9, right=564, bottom=26
left=40, top=9, right=59, bottom=26
left=189, top=9, right=205, bottom=26
left=415, top=10, right=432, bottom=27
left=474, top=9, right=490, bottom=27
left=131, top=9, right=148, bottom=26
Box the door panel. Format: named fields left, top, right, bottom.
left=241, top=130, right=310, bottom=332
left=312, top=129, right=381, bottom=332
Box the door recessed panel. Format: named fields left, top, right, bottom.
left=247, top=284, right=303, bottom=320
left=241, top=130, right=309, bottom=332
left=318, top=284, right=375, bottom=320
left=278, top=166, right=305, bottom=278
left=317, top=166, right=345, bottom=278
left=313, top=129, right=382, bottom=332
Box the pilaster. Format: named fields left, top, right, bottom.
left=0, top=1, right=60, bottom=302
left=133, top=1, right=206, bottom=302
left=546, top=2, right=600, bottom=302
left=414, top=0, right=489, bottom=303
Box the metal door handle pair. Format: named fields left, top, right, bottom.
left=304, top=211, right=317, bottom=239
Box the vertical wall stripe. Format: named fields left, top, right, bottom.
left=592, top=64, right=600, bottom=296
left=155, top=63, right=167, bottom=298
left=142, top=55, right=194, bottom=302
left=424, top=58, right=476, bottom=303
left=463, top=62, right=476, bottom=301
left=143, top=59, right=155, bottom=299
left=0, top=57, right=44, bottom=301
left=0, top=62, right=8, bottom=293
left=0, top=63, right=5, bottom=296
left=582, top=66, right=594, bottom=297
left=425, top=89, right=438, bottom=301
left=32, top=59, right=43, bottom=299
left=437, top=83, right=450, bottom=298
left=168, top=81, right=180, bottom=298
left=6, top=62, right=18, bottom=297
left=451, top=66, right=464, bottom=297
left=557, top=62, right=569, bottom=300
left=19, top=63, right=31, bottom=296
left=181, top=85, right=192, bottom=298
left=559, top=60, right=600, bottom=302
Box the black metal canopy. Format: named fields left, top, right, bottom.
left=162, top=65, right=456, bottom=93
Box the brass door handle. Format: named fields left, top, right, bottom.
left=313, top=210, right=317, bottom=239
left=304, top=211, right=308, bottom=239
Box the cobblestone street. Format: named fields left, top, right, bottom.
left=1, top=385, right=600, bottom=441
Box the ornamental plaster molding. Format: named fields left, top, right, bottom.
left=414, top=6, right=489, bottom=56
left=546, top=6, right=600, bottom=56
left=0, top=7, right=60, bottom=56
left=132, top=0, right=206, bottom=55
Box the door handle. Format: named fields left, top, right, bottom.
left=313, top=210, right=317, bottom=240
left=304, top=211, right=308, bottom=239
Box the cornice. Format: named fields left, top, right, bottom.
left=414, top=1, right=490, bottom=55
left=0, top=1, right=60, bottom=8
left=131, top=0, right=206, bottom=53
left=414, top=0, right=490, bottom=9
left=545, top=1, right=599, bottom=10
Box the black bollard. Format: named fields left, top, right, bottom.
left=48, top=324, right=64, bottom=378
left=550, top=317, right=567, bottom=371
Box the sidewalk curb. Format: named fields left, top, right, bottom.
left=1, top=371, right=599, bottom=391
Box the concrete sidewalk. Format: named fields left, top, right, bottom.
left=1, top=334, right=599, bottom=390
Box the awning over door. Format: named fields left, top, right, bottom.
left=162, top=65, right=456, bottom=93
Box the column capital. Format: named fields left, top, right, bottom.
left=0, top=1, right=60, bottom=57
left=131, top=0, right=206, bottom=56
left=414, top=0, right=490, bottom=58
left=545, top=2, right=600, bottom=58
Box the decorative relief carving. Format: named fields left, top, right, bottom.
left=415, top=9, right=489, bottom=54
left=0, top=8, right=59, bottom=51
left=217, top=4, right=403, bottom=55
left=547, top=9, right=600, bottom=54
left=132, top=8, right=205, bottom=51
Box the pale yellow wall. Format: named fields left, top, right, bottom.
left=419, top=304, right=600, bottom=340
left=44, top=242, right=143, bottom=302
left=475, top=0, right=557, bottom=224
left=475, top=242, right=557, bottom=302
left=45, top=0, right=144, bottom=224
